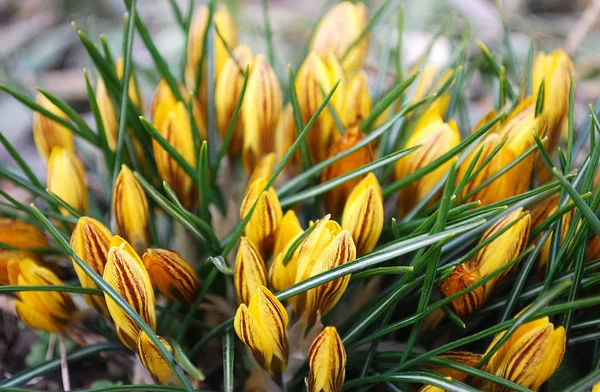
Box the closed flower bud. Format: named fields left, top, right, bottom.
left=143, top=248, right=201, bottom=304
left=186, top=4, right=237, bottom=105
left=307, top=326, right=346, bottom=392
left=104, top=236, right=156, bottom=350
left=294, top=215, right=357, bottom=322
left=412, top=64, right=452, bottom=125
left=113, top=165, right=151, bottom=254
left=10, top=258, right=76, bottom=332
left=115, top=57, right=144, bottom=111
left=275, top=103, right=302, bottom=175
left=234, top=237, right=267, bottom=305
left=242, top=55, right=283, bottom=173
left=310, top=1, right=369, bottom=74
left=0, top=219, right=48, bottom=250
left=341, top=172, right=383, bottom=255
left=394, top=116, right=460, bottom=216
left=341, top=70, right=372, bottom=128
left=234, top=286, right=289, bottom=376
left=0, top=251, right=32, bottom=285
left=532, top=50, right=574, bottom=151
left=321, top=126, right=373, bottom=217
left=429, top=351, right=483, bottom=383
left=269, top=210, right=304, bottom=292
left=151, top=81, right=201, bottom=208
left=440, top=208, right=531, bottom=316
left=137, top=331, right=175, bottom=385
left=589, top=235, right=600, bottom=262
left=479, top=315, right=565, bottom=391
left=215, top=45, right=253, bottom=156
left=32, top=93, right=75, bottom=162
left=96, top=78, right=118, bottom=150
left=70, top=217, right=112, bottom=315
left=247, top=153, right=275, bottom=192
left=239, top=178, right=283, bottom=258
left=47, top=147, right=88, bottom=215
left=296, top=52, right=346, bottom=162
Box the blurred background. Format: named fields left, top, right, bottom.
left=0, top=0, right=599, bottom=387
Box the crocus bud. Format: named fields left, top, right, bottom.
left=247, top=153, right=275, bottom=191
left=293, top=215, right=357, bottom=322
left=151, top=79, right=206, bottom=139
left=429, top=351, right=483, bottom=384
left=10, top=258, right=76, bottom=332
left=321, top=126, right=373, bottom=217
left=104, top=236, right=156, bottom=350
left=479, top=315, right=565, bottom=391
left=70, top=217, right=112, bottom=315
left=96, top=78, right=118, bottom=150
left=186, top=4, right=237, bottom=104
left=47, top=147, right=88, bottom=215
left=394, top=116, right=460, bottom=217
left=275, top=103, right=302, bottom=175
left=32, top=93, right=75, bottom=162
left=341, top=70, right=372, bottom=128
left=296, top=52, right=346, bottom=162
left=115, top=57, right=144, bottom=111
left=113, top=165, right=151, bottom=254
left=307, top=326, right=346, bottom=392
left=143, top=248, right=201, bottom=304
left=239, top=178, right=283, bottom=258
left=234, top=286, right=289, bottom=376
left=234, top=237, right=267, bottom=305
left=412, top=64, right=452, bottom=125
left=151, top=81, right=199, bottom=208
left=532, top=50, right=574, bottom=151
left=137, top=331, right=175, bottom=385
left=242, top=55, right=283, bottom=173
left=215, top=45, right=253, bottom=156
left=0, top=219, right=48, bottom=250
left=269, top=210, right=304, bottom=292
left=589, top=235, right=600, bottom=262
left=341, top=172, right=383, bottom=255
left=310, top=1, right=369, bottom=74
left=0, top=251, right=32, bottom=285
left=440, top=208, right=531, bottom=316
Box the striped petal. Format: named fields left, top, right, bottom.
left=234, top=237, right=267, bottom=305
left=307, top=326, right=346, bottom=392
left=143, top=248, right=201, bottom=303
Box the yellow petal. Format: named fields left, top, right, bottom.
left=0, top=219, right=48, bottom=250
left=341, top=70, right=372, bottom=128
left=96, top=78, right=118, bottom=150
left=307, top=326, right=346, bottom=392
left=32, top=93, right=75, bottom=162
left=47, top=147, right=88, bottom=215
left=234, top=237, right=267, bottom=305
left=143, top=248, right=201, bottom=303
left=14, top=300, right=59, bottom=332
left=104, top=236, right=156, bottom=350
left=113, top=164, right=151, bottom=254
left=341, top=172, right=384, bottom=255
left=137, top=331, right=175, bottom=385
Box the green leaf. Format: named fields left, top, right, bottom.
left=534, top=77, right=545, bottom=117
left=222, top=330, right=234, bottom=392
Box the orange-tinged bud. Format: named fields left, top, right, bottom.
left=321, top=126, right=373, bottom=217
left=137, top=332, right=175, bottom=385
left=113, top=165, right=151, bottom=254
left=104, top=236, right=156, bottom=350
left=310, top=1, right=369, bottom=74
left=32, top=93, right=75, bottom=162
left=394, top=116, right=460, bottom=216
left=269, top=210, right=304, bottom=292
left=341, top=70, right=372, bottom=128
left=10, top=258, right=76, bottom=332
left=47, top=147, right=88, bottom=215
left=589, top=235, right=600, bottom=262
left=532, top=50, right=574, bottom=151
left=307, top=326, right=346, bottom=392
left=215, top=45, right=253, bottom=156
left=296, top=52, right=346, bottom=162
left=239, top=178, right=283, bottom=258
left=143, top=248, right=201, bottom=304
left=479, top=315, right=565, bottom=391
left=0, top=219, right=48, bottom=250
left=185, top=4, right=237, bottom=104
left=242, top=54, right=283, bottom=173
left=293, top=215, right=357, bottom=322
left=341, top=172, right=383, bottom=255
left=234, top=237, right=267, bottom=305
left=440, top=208, right=531, bottom=316
left=234, top=286, right=289, bottom=376
left=151, top=81, right=200, bottom=208
left=70, top=217, right=112, bottom=315
left=430, top=351, right=483, bottom=383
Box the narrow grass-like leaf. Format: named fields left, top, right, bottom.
left=223, top=330, right=234, bottom=392
left=552, top=168, right=600, bottom=235
left=287, top=65, right=312, bottom=170
left=0, top=285, right=103, bottom=295
left=476, top=40, right=516, bottom=100
left=261, top=0, right=276, bottom=67
left=534, top=78, right=545, bottom=117
left=282, top=218, right=320, bottom=266
left=0, top=132, right=44, bottom=190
